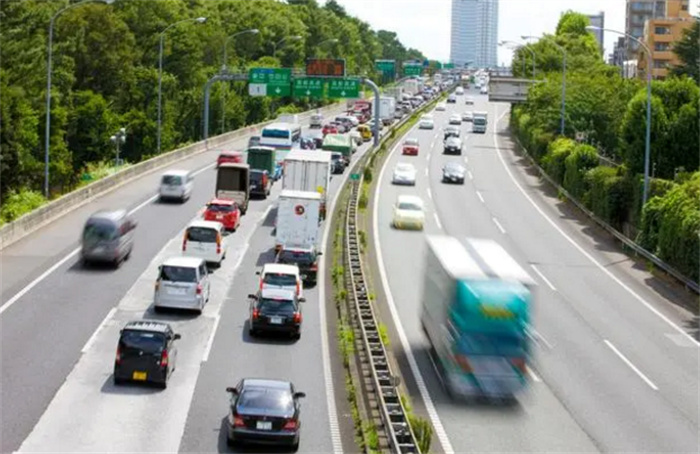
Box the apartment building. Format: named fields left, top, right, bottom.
left=587, top=11, right=605, bottom=54
left=625, top=0, right=667, bottom=59
left=637, top=0, right=692, bottom=79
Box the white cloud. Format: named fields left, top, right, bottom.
left=333, top=0, right=699, bottom=65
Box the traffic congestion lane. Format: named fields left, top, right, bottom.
left=178, top=138, right=375, bottom=453
left=17, top=198, right=270, bottom=453
left=0, top=121, right=334, bottom=453
left=450, top=98, right=699, bottom=451
left=374, top=100, right=598, bottom=453
left=424, top=92, right=698, bottom=452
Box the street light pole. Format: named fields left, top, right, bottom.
left=110, top=128, right=126, bottom=166
left=499, top=41, right=536, bottom=78
left=588, top=26, right=653, bottom=206
left=272, top=35, right=302, bottom=59
left=43, top=0, right=113, bottom=198
left=523, top=35, right=566, bottom=135
left=315, top=38, right=339, bottom=57
left=157, top=17, right=207, bottom=155
left=220, top=28, right=259, bottom=133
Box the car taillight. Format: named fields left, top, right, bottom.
left=309, top=263, right=318, bottom=271
left=160, top=349, right=169, bottom=367
left=293, top=312, right=302, bottom=323
left=216, top=233, right=222, bottom=254
left=196, top=284, right=202, bottom=295
left=115, top=345, right=122, bottom=365
left=182, top=232, right=187, bottom=251
left=233, top=413, right=245, bottom=427
left=282, top=418, right=298, bottom=431
left=252, top=309, right=260, bottom=320
left=510, top=357, right=527, bottom=374
left=296, top=281, right=301, bottom=295
left=454, top=354, right=472, bottom=373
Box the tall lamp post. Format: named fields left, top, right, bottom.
left=499, top=40, right=536, bottom=78
left=588, top=26, right=653, bottom=206
left=44, top=0, right=113, bottom=198
left=315, top=38, right=339, bottom=57
left=157, top=17, right=208, bottom=154
left=272, top=35, right=302, bottom=58
left=221, top=28, right=259, bottom=133
left=523, top=35, right=566, bottom=135
left=110, top=128, right=126, bottom=166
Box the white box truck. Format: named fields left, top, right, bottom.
left=373, top=96, right=396, bottom=126
left=275, top=190, right=322, bottom=251
left=472, top=111, right=488, bottom=134
left=277, top=114, right=300, bottom=125
left=282, top=150, right=331, bottom=219
left=404, top=79, right=419, bottom=95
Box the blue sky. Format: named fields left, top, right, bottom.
left=334, top=0, right=699, bottom=65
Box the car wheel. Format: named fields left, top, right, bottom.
left=113, top=376, right=124, bottom=386
left=293, top=331, right=301, bottom=340
left=159, top=379, right=168, bottom=390
left=124, top=248, right=132, bottom=261
left=248, top=328, right=256, bottom=337
left=291, top=439, right=300, bottom=452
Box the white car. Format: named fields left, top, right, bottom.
left=257, top=263, right=303, bottom=298
left=462, top=111, right=474, bottom=122
left=392, top=195, right=425, bottom=230
left=480, top=87, right=488, bottom=95
left=159, top=169, right=193, bottom=203
left=449, top=114, right=462, bottom=125
left=455, top=86, right=464, bottom=95
left=435, top=102, right=447, bottom=111
left=465, top=97, right=475, bottom=105
left=419, top=115, right=435, bottom=129
left=182, top=220, right=228, bottom=267
left=392, top=163, right=417, bottom=186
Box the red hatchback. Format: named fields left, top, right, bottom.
left=322, top=124, right=338, bottom=136
left=217, top=151, right=243, bottom=167
left=203, top=199, right=241, bottom=231
left=402, top=138, right=420, bottom=156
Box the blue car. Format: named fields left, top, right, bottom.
left=273, top=162, right=284, bottom=181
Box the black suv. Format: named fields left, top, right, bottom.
left=248, top=287, right=304, bottom=339
left=249, top=169, right=271, bottom=199
left=113, top=321, right=180, bottom=388
left=276, top=246, right=322, bottom=285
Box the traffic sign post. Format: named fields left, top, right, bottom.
left=328, top=78, right=360, bottom=98
left=403, top=65, right=422, bottom=76
left=293, top=77, right=325, bottom=98
left=248, top=68, right=292, bottom=97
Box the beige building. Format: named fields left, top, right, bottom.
left=638, top=0, right=693, bottom=79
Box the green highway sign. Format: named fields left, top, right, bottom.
left=328, top=78, right=360, bottom=98
left=403, top=65, right=422, bottom=76
left=444, top=63, right=455, bottom=69
left=375, top=60, right=396, bottom=72
left=248, top=68, right=292, bottom=97
left=350, top=173, right=360, bottom=180
left=293, top=77, right=325, bottom=97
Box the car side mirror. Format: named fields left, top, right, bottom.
left=226, top=387, right=238, bottom=395
left=173, top=333, right=181, bottom=340
left=255, top=271, right=261, bottom=276
left=316, top=252, right=323, bottom=256
left=293, top=392, right=306, bottom=399
left=248, top=294, right=258, bottom=300
left=299, top=297, right=306, bottom=303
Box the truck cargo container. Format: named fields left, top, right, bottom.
left=275, top=190, right=322, bottom=251
left=282, top=150, right=331, bottom=219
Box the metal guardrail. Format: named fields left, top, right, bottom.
left=345, top=174, right=420, bottom=454
left=515, top=137, right=699, bottom=294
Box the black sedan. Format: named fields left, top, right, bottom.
left=248, top=287, right=304, bottom=339
left=276, top=246, right=322, bottom=285
left=249, top=169, right=271, bottom=199
left=442, top=162, right=466, bottom=184
left=226, top=378, right=306, bottom=450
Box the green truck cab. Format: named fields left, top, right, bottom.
left=321, top=134, right=353, bottom=163
left=246, top=146, right=277, bottom=175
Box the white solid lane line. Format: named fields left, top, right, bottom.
left=492, top=217, right=506, bottom=234
left=464, top=157, right=469, bottom=164
left=374, top=127, right=455, bottom=454
left=527, top=367, right=542, bottom=383
left=81, top=308, right=116, bottom=354
left=425, top=168, right=429, bottom=177
left=530, top=264, right=557, bottom=292
left=492, top=105, right=700, bottom=348
left=476, top=191, right=485, bottom=203
left=427, top=188, right=433, bottom=200
left=201, top=314, right=220, bottom=363
left=468, top=171, right=474, bottom=180
left=604, top=340, right=659, bottom=391
left=434, top=212, right=443, bottom=230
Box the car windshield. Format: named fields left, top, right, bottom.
left=120, top=331, right=166, bottom=354
left=447, top=138, right=461, bottom=145
left=250, top=172, right=264, bottom=182
left=248, top=136, right=261, bottom=146
left=331, top=154, right=341, bottom=162
left=263, top=272, right=297, bottom=287
left=404, top=139, right=418, bottom=146
left=160, top=265, right=197, bottom=283
left=187, top=226, right=217, bottom=243
left=395, top=164, right=414, bottom=173
left=421, top=115, right=433, bottom=120
left=162, top=175, right=182, bottom=185
left=83, top=221, right=118, bottom=242
left=278, top=250, right=315, bottom=264
left=238, top=387, right=293, bottom=413
left=258, top=298, right=297, bottom=315
left=397, top=201, right=422, bottom=211
left=207, top=203, right=235, bottom=213
left=445, top=163, right=463, bottom=172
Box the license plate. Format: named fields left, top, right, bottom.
left=132, top=371, right=147, bottom=381
left=216, top=214, right=223, bottom=220
left=256, top=421, right=272, bottom=431
left=168, top=287, right=186, bottom=295
left=269, top=316, right=283, bottom=325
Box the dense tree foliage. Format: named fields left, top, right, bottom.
left=670, top=9, right=699, bottom=83
left=0, top=0, right=424, bottom=204
left=510, top=10, right=700, bottom=282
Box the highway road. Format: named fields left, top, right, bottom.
left=373, top=88, right=699, bottom=453
left=1, top=109, right=368, bottom=453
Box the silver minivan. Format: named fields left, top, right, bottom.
left=81, top=210, right=136, bottom=267
left=159, top=170, right=193, bottom=202
left=154, top=257, right=210, bottom=314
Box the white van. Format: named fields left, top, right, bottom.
left=310, top=113, right=323, bottom=129
left=159, top=170, right=193, bottom=203
left=182, top=220, right=227, bottom=266
left=455, top=86, right=464, bottom=95
left=257, top=263, right=303, bottom=298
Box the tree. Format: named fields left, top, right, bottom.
left=670, top=20, right=699, bottom=83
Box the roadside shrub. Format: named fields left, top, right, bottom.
left=637, top=196, right=665, bottom=252
left=628, top=174, right=677, bottom=227
left=541, top=138, right=576, bottom=185
left=0, top=189, right=47, bottom=224
left=563, top=144, right=598, bottom=199
left=584, top=166, right=632, bottom=229
left=529, top=128, right=555, bottom=162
